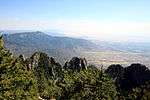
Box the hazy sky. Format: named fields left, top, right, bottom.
left=0, top=0, right=150, bottom=42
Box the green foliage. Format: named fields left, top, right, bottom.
left=29, top=52, right=63, bottom=99
left=33, top=61, right=117, bottom=100
left=0, top=35, right=4, bottom=49
left=128, top=81, right=150, bottom=100
left=106, top=64, right=150, bottom=100
left=59, top=66, right=117, bottom=100
left=0, top=36, right=38, bottom=100
left=1, top=34, right=150, bottom=100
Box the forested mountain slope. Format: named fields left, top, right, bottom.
left=3, top=31, right=97, bottom=64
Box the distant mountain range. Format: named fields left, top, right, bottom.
left=94, top=41, right=150, bottom=54
left=2, top=31, right=98, bottom=64
left=2, top=31, right=150, bottom=65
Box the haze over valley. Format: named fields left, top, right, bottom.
left=1, top=30, right=150, bottom=68
left=1, top=0, right=150, bottom=99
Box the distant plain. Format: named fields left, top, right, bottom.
left=81, top=51, right=150, bottom=68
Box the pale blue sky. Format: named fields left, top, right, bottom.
left=0, top=0, right=150, bottom=41
left=0, top=0, right=150, bottom=21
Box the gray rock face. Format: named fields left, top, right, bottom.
left=25, top=52, right=62, bottom=78
left=64, top=57, right=87, bottom=71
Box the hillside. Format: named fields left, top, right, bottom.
left=1, top=35, right=150, bottom=99
left=2, top=31, right=150, bottom=67
left=3, top=31, right=98, bottom=64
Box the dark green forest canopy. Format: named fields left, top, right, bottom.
left=0, top=36, right=38, bottom=99
left=0, top=35, right=150, bottom=100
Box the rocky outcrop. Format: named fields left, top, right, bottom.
left=105, top=63, right=150, bottom=91
left=25, top=52, right=88, bottom=77
left=123, top=63, right=150, bottom=90
left=25, top=52, right=62, bottom=78
left=64, top=57, right=87, bottom=71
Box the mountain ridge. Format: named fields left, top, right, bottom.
left=3, top=31, right=98, bottom=64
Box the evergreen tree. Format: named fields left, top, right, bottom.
left=60, top=65, right=117, bottom=100
left=129, top=81, right=150, bottom=100
left=26, top=52, right=63, bottom=99
left=0, top=35, right=38, bottom=100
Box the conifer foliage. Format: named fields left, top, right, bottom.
left=0, top=36, right=38, bottom=100
left=0, top=34, right=150, bottom=100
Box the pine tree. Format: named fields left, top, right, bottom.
left=0, top=35, right=38, bottom=100
left=60, top=65, right=117, bottom=100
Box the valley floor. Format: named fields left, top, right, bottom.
left=80, top=51, right=150, bottom=68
